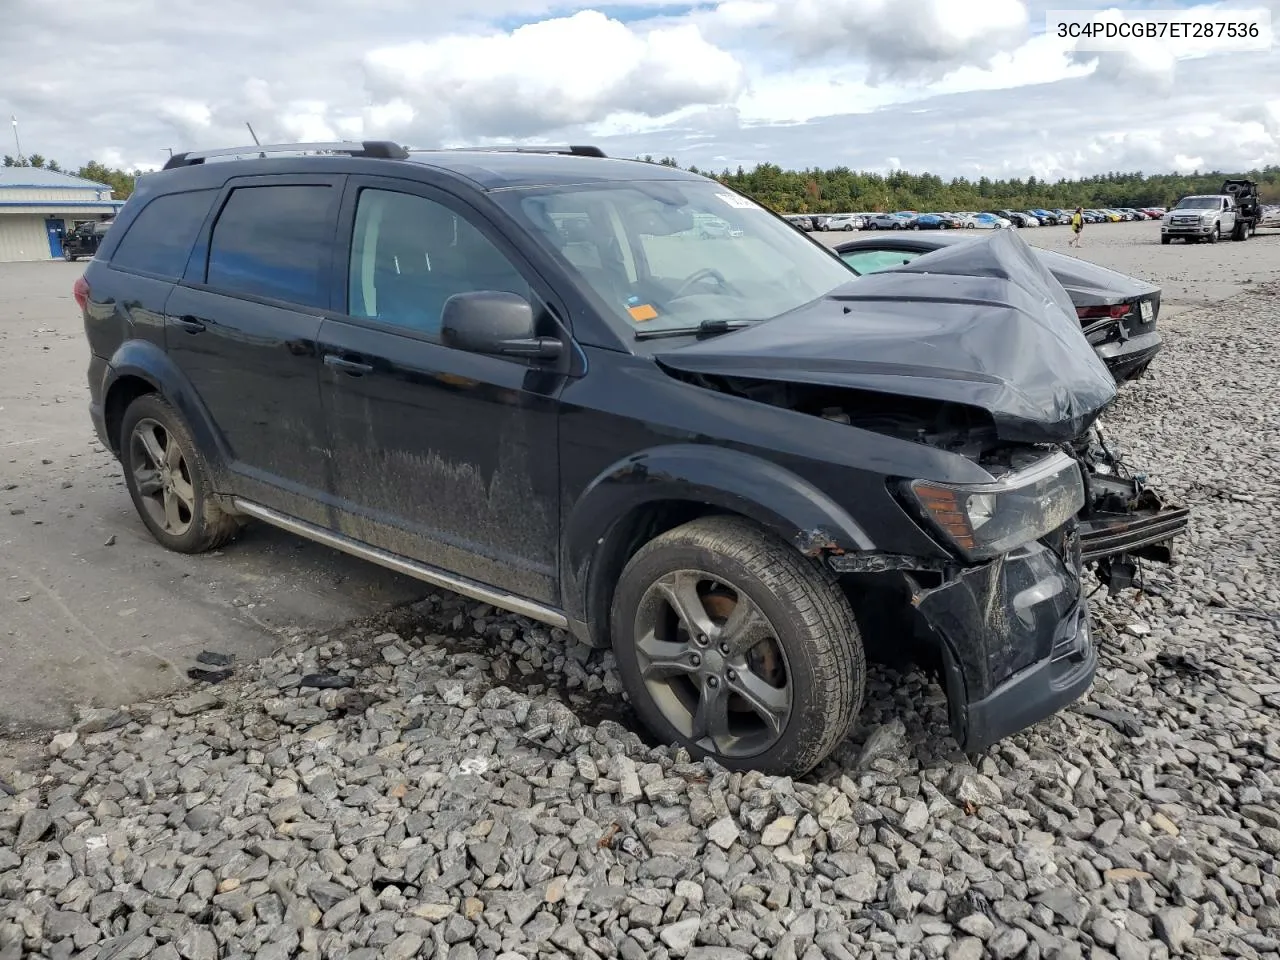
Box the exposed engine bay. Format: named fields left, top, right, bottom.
left=666, top=370, right=1189, bottom=588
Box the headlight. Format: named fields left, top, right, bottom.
left=905, top=452, right=1085, bottom=561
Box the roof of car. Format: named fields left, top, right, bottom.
left=403, top=151, right=705, bottom=189
left=153, top=144, right=709, bottom=192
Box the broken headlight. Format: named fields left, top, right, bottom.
left=906, top=451, right=1085, bottom=561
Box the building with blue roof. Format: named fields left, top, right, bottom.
left=0, top=167, right=126, bottom=262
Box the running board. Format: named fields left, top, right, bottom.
left=232, top=499, right=569, bottom=629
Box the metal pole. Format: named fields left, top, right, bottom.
left=245, top=122, right=260, bottom=145
left=10, top=116, right=23, bottom=162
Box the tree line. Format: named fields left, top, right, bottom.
left=641, top=156, right=1280, bottom=213
left=8, top=149, right=1279, bottom=211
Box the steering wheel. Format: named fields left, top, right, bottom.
left=672, top=267, right=728, bottom=299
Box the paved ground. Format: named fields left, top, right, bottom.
left=0, top=262, right=424, bottom=737
left=1, top=219, right=1277, bottom=736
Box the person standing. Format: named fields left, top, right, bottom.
left=1069, top=207, right=1084, bottom=247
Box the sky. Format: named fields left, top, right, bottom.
left=2, top=0, right=1277, bottom=180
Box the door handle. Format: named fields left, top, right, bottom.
left=174, top=316, right=205, bottom=334
left=323, top=354, right=374, bottom=376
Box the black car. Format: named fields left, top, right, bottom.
left=77, top=140, right=1185, bottom=776
left=63, top=218, right=113, bottom=261
left=834, top=232, right=1164, bottom=382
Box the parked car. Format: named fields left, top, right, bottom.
left=62, top=218, right=113, bottom=261
left=963, top=212, right=1011, bottom=229
left=908, top=213, right=952, bottom=230
left=76, top=139, right=1185, bottom=776
left=1026, top=210, right=1057, bottom=226
left=833, top=231, right=1166, bottom=383
left=862, top=212, right=912, bottom=230
left=823, top=213, right=864, bottom=231
left=986, top=209, right=1034, bottom=227
left=783, top=214, right=814, bottom=232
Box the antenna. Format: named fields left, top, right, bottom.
left=10, top=116, right=24, bottom=163
left=245, top=122, right=261, bottom=146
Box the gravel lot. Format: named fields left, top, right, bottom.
left=2, top=226, right=1280, bottom=960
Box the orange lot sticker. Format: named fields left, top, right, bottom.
left=628, top=303, right=659, bottom=322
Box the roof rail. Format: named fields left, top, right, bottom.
left=162, top=140, right=409, bottom=170
left=429, top=144, right=607, bottom=158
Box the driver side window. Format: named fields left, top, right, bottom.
left=348, top=189, right=531, bottom=341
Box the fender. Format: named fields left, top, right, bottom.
left=103, top=339, right=232, bottom=490
left=561, top=443, right=875, bottom=640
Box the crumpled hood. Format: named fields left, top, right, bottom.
left=656, top=229, right=1119, bottom=444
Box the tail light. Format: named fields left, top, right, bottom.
left=1076, top=304, right=1129, bottom=321
left=73, top=275, right=90, bottom=313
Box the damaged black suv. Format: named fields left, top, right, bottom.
left=79, top=141, right=1188, bottom=776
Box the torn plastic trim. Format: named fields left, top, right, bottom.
left=826, top=552, right=951, bottom=574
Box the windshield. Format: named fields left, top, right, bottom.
left=495, top=180, right=854, bottom=336
left=1175, top=197, right=1220, bottom=210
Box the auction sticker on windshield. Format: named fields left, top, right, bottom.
left=716, top=193, right=758, bottom=210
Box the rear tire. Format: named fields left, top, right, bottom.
left=611, top=516, right=865, bottom=777
left=119, top=394, right=241, bottom=554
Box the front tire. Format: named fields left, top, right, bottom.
left=120, top=394, right=241, bottom=554
left=1208, top=224, right=1220, bottom=243
left=611, top=516, right=865, bottom=777
left=1160, top=235, right=1171, bottom=244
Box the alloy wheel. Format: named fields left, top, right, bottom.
left=632, top=569, right=792, bottom=758
left=129, top=418, right=196, bottom=536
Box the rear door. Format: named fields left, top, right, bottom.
left=164, top=175, right=342, bottom=523
left=315, top=176, right=567, bottom=604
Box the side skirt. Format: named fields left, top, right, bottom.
left=232, top=498, right=570, bottom=630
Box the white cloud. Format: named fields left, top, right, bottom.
left=709, top=0, right=1030, bottom=79
left=0, top=0, right=1276, bottom=182
left=362, top=11, right=744, bottom=141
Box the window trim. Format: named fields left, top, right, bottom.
left=330, top=175, right=576, bottom=355
left=179, top=174, right=345, bottom=313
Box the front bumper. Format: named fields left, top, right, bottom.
left=1162, top=222, right=1214, bottom=236
left=908, top=537, right=1095, bottom=752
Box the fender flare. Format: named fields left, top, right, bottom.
left=560, top=444, right=875, bottom=641
left=104, top=339, right=231, bottom=487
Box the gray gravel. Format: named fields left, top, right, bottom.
left=3, top=289, right=1280, bottom=960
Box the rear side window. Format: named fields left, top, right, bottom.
left=206, top=185, right=333, bottom=308
left=109, top=190, right=216, bottom=278
left=839, top=248, right=924, bottom=275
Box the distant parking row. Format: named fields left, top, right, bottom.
left=784, top=206, right=1167, bottom=232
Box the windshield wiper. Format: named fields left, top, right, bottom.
left=634, top=319, right=754, bottom=341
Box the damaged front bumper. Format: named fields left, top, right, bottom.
left=831, top=534, right=1096, bottom=752
left=1073, top=431, right=1191, bottom=589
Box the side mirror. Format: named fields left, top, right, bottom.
left=440, top=291, right=563, bottom=361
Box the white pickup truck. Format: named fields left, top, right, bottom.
left=1162, top=179, right=1266, bottom=243
left=1161, top=195, right=1239, bottom=243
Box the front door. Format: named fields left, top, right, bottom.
left=45, top=219, right=64, bottom=258
left=317, top=177, right=566, bottom=604
left=165, top=175, right=343, bottom=523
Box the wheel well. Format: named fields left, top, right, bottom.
left=584, top=500, right=750, bottom=647
left=103, top=375, right=157, bottom=454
